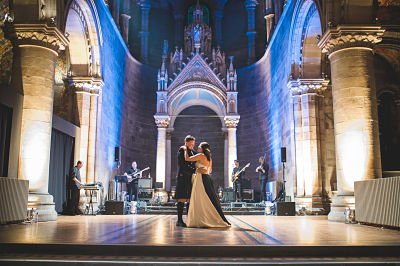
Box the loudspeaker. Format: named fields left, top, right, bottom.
left=114, top=147, right=120, bottom=162
left=222, top=188, right=234, bottom=202
left=242, top=189, right=254, bottom=201
left=138, top=178, right=152, bottom=189
left=281, top=147, right=286, bottom=163
left=138, top=188, right=154, bottom=201
left=276, top=202, right=295, bottom=216
left=105, top=201, right=124, bottom=215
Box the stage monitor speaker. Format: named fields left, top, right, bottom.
left=105, top=201, right=124, bottom=215
left=138, top=188, right=154, bottom=201
left=138, top=178, right=152, bottom=189
left=114, top=147, right=120, bottom=162
left=222, top=188, right=234, bottom=202
left=242, top=189, right=254, bottom=201
left=281, top=147, right=286, bottom=163
left=276, top=202, right=295, bottom=216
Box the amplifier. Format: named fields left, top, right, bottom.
left=242, top=189, right=254, bottom=201
left=222, top=188, right=234, bottom=203
left=276, top=202, right=296, bottom=216
left=138, top=188, right=154, bottom=201
left=105, top=201, right=124, bottom=215
left=138, top=178, right=152, bottom=189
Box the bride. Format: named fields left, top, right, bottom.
left=182, top=142, right=230, bottom=228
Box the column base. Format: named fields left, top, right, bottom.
left=328, top=192, right=355, bottom=222
left=295, top=196, right=330, bottom=215
left=28, top=193, right=57, bottom=222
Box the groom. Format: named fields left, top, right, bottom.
left=175, top=135, right=196, bottom=227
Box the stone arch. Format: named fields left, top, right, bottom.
left=167, top=82, right=227, bottom=127
left=64, top=0, right=102, bottom=77
left=290, top=0, right=323, bottom=79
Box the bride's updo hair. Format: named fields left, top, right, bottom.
left=199, top=142, right=211, bottom=161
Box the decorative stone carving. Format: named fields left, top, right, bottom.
left=318, top=26, right=385, bottom=55
left=67, top=76, right=103, bottom=95
left=288, top=79, right=329, bottom=96
left=184, top=2, right=212, bottom=55
left=226, top=56, right=237, bottom=91
left=167, top=54, right=227, bottom=93
left=154, top=115, right=170, bottom=128
left=224, top=116, right=240, bottom=128
left=5, top=24, right=68, bottom=54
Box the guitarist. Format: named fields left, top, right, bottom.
left=256, top=156, right=269, bottom=202
left=232, top=160, right=245, bottom=202
left=124, top=161, right=141, bottom=201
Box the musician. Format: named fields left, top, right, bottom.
left=69, top=161, right=83, bottom=215
left=124, top=161, right=141, bottom=201
left=232, top=160, right=244, bottom=202
left=256, top=156, right=269, bottom=202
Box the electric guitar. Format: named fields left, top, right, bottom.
left=127, top=167, right=150, bottom=183
left=231, top=163, right=250, bottom=183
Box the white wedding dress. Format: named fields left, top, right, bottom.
left=186, top=162, right=230, bottom=228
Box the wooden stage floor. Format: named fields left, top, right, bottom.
left=0, top=215, right=399, bottom=246
left=0, top=215, right=400, bottom=264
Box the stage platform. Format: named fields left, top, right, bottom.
left=0, top=215, right=399, bottom=265
left=137, top=202, right=266, bottom=215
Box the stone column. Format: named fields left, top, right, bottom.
left=264, top=0, right=274, bottom=44
left=6, top=24, right=68, bottom=221
left=120, top=14, right=131, bottom=43
left=224, top=116, right=240, bottom=188
left=154, top=115, right=170, bottom=189
left=318, top=26, right=384, bottom=221
left=165, top=131, right=172, bottom=191
left=245, top=0, right=258, bottom=64
left=112, top=0, right=121, bottom=27
left=139, top=0, right=151, bottom=63
left=288, top=79, right=329, bottom=214
left=68, top=77, right=103, bottom=184
left=214, top=9, right=224, bottom=47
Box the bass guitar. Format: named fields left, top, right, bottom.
left=127, top=167, right=150, bottom=183
left=231, top=163, right=250, bottom=183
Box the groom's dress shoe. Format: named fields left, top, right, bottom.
left=176, top=220, right=187, bottom=227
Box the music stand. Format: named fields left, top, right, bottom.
left=114, top=175, right=128, bottom=201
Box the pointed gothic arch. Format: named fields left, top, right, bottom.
left=168, top=82, right=227, bottom=127
left=290, top=0, right=323, bottom=79
left=65, top=0, right=102, bottom=77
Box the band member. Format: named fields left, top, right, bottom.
left=124, top=161, right=141, bottom=201
left=175, top=135, right=196, bottom=227
left=70, top=161, right=83, bottom=215
left=256, top=156, right=269, bottom=202
left=232, top=160, right=244, bottom=202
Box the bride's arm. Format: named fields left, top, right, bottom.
left=183, top=148, right=203, bottom=162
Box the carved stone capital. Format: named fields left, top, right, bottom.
left=288, top=79, right=329, bottom=96
left=5, top=24, right=69, bottom=55
left=318, top=26, right=385, bottom=55
left=68, top=76, right=104, bottom=95
left=224, top=115, right=240, bottom=128
left=154, top=115, right=170, bottom=128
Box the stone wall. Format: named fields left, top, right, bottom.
left=236, top=1, right=295, bottom=197
left=94, top=0, right=158, bottom=191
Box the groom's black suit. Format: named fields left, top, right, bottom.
left=175, top=147, right=196, bottom=199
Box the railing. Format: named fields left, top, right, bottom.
left=355, top=176, right=400, bottom=228
left=0, top=178, right=29, bottom=224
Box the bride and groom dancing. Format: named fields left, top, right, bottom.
left=175, top=135, right=230, bottom=228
